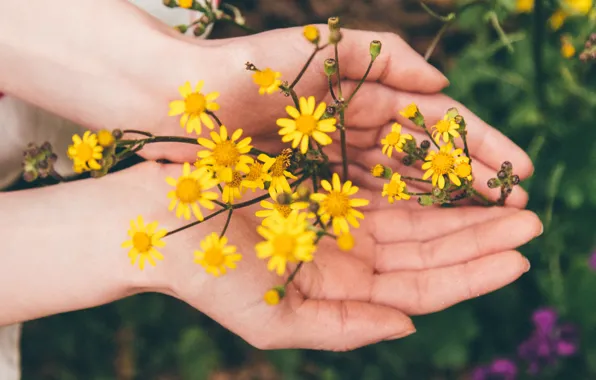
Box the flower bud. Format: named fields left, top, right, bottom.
left=420, top=140, right=430, bottom=150
left=337, top=233, right=355, bottom=251
left=162, top=0, right=176, bottom=7
left=174, top=24, right=188, bottom=34
left=445, top=107, right=460, bottom=120
left=296, top=185, right=311, bottom=201
left=303, top=25, right=320, bottom=44
left=324, top=58, right=338, bottom=76
left=112, top=129, right=123, bottom=140
left=329, top=29, right=342, bottom=44
left=487, top=178, right=500, bottom=188
left=497, top=170, right=507, bottom=180
left=402, top=156, right=413, bottom=166
left=370, top=40, right=382, bottom=60
left=264, top=287, right=285, bottom=306
left=308, top=201, right=320, bottom=214
left=501, top=161, right=513, bottom=172
left=276, top=192, right=292, bottom=205
left=328, top=17, right=340, bottom=31
left=511, top=175, right=520, bottom=185
left=193, top=23, right=206, bottom=37
left=326, top=105, right=337, bottom=116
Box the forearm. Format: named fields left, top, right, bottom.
left=0, top=163, right=169, bottom=325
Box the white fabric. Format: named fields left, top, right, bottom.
left=0, top=2, right=213, bottom=378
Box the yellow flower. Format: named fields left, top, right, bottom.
left=252, top=68, right=282, bottom=95
left=264, top=289, right=281, bottom=305
left=431, top=117, right=460, bottom=144
left=194, top=233, right=242, bottom=277
left=242, top=159, right=272, bottom=191
left=455, top=162, right=473, bottom=181
left=121, top=216, right=167, bottom=270
left=178, top=0, right=193, bottom=8
left=256, top=211, right=316, bottom=276
left=197, top=125, right=253, bottom=182
left=516, top=0, right=534, bottom=12
left=310, top=173, right=370, bottom=235
left=382, top=173, right=411, bottom=204
left=371, top=164, right=385, bottom=178
left=168, top=81, right=220, bottom=135
left=255, top=189, right=306, bottom=225
left=166, top=162, right=219, bottom=220
left=67, top=131, right=103, bottom=173
left=337, top=233, right=355, bottom=251
left=550, top=10, right=568, bottom=30
left=422, top=143, right=468, bottom=189
left=222, top=170, right=245, bottom=204
left=276, top=96, right=337, bottom=154
left=399, top=103, right=419, bottom=119
left=565, top=0, right=593, bottom=14
left=303, top=25, right=320, bottom=43
left=381, top=123, right=413, bottom=157
left=561, top=39, right=576, bottom=58
left=97, top=129, right=115, bottom=148
left=258, top=150, right=297, bottom=196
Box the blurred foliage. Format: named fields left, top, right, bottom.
left=20, top=0, right=596, bottom=379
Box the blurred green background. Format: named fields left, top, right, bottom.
left=20, top=0, right=596, bottom=379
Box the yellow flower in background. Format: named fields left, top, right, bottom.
left=422, top=143, right=468, bottom=189
left=121, top=216, right=167, bottom=270
left=382, top=173, right=411, bottom=204
left=222, top=170, right=245, bottom=204
left=252, top=68, right=282, bottom=95
left=258, top=150, right=297, bottom=196
left=67, top=131, right=103, bottom=173
left=178, top=0, right=193, bottom=8
left=242, top=159, right=272, bottom=191
left=516, top=0, right=534, bottom=12
left=264, top=289, right=281, bottom=305
left=303, top=25, right=320, bottom=43
left=337, top=232, right=355, bottom=251
left=166, top=162, right=219, bottom=220
left=432, top=117, right=460, bottom=144
left=381, top=123, right=413, bottom=157
left=276, top=96, right=337, bottom=154
left=256, top=211, right=316, bottom=276
left=455, top=162, right=473, bottom=181
left=549, top=0, right=593, bottom=30
left=550, top=10, right=568, bottom=29
left=561, top=37, right=576, bottom=58
left=194, top=233, right=242, bottom=277
left=197, top=125, right=253, bottom=182
left=169, top=81, right=220, bottom=135
left=97, top=130, right=115, bottom=148
left=399, top=103, right=419, bottom=119
left=310, top=173, right=370, bottom=235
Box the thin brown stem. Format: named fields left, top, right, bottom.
left=346, top=58, right=374, bottom=104
left=220, top=209, right=233, bottom=237
left=164, top=208, right=228, bottom=237
left=289, top=44, right=329, bottom=89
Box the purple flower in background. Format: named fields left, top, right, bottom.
left=518, top=308, right=578, bottom=375
left=472, top=359, right=518, bottom=380
left=589, top=251, right=596, bottom=271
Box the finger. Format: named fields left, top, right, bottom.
left=372, top=250, right=531, bottom=315
left=367, top=207, right=523, bottom=244
left=375, top=210, right=542, bottom=272
left=286, top=299, right=415, bottom=350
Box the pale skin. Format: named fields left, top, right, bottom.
left=0, top=0, right=542, bottom=350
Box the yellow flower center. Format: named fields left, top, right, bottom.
left=254, top=69, right=276, bottom=87
left=264, top=289, right=280, bottom=306
left=271, top=153, right=291, bottom=177
left=203, top=247, right=225, bottom=267
left=431, top=152, right=455, bottom=175
left=324, top=191, right=351, bottom=218
left=455, top=162, right=472, bottom=178
left=295, top=115, right=317, bottom=135
left=212, top=140, right=240, bottom=167
left=385, top=132, right=401, bottom=146
left=176, top=178, right=202, bottom=203
left=228, top=171, right=243, bottom=188
left=75, top=143, right=94, bottom=162
left=132, top=232, right=152, bottom=253
left=272, top=233, right=296, bottom=259
left=274, top=203, right=292, bottom=218
left=185, top=92, right=207, bottom=114
left=97, top=130, right=115, bottom=147
left=387, top=179, right=405, bottom=196
left=435, top=119, right=451, bottom=133
left=246, top=162, right=264, bottom=181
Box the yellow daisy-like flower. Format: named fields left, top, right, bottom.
left=549, top=10, right=567, bottom=30
left=382, top=173, right=411, bottom=204
left=399, top=103, right=419, bottom=119
left=166, top=162, right=219, bottom=220
left=455, top=162, right=473, bottom=181
left=242, top=159, right=272, bottom=191
left=516, top=0, right=534, bottom=12
left=67, top=131, right=103, bottom=173
left=422, top=143, right=468, bottom=189
left=337, top=232, right=355, bottom=251
left=561, top=38, right=576, bottom=58
left=222, top=170, right=245, bottom=204
left=310, top=173, right=370, bottom=235
left=276, top=96, right=337, bottom=154
left=258, top=150, right=297, bottom=196
left=255, top=189, right=306, bottom=225
left=252, top=68, right=282, bottom=95
left=97, top=129, right=115, bottom=148
left=168, top=80, right=220, bottom=135
left=121, top=216, right=167, bottom=270
left=197, top=125, right=253, bottom=182
left=371, top=164, right=385, bottom=178
left=381, top=123, right=413, bottom=157
left=178, top=0, right=193, bottom=8
left=256, top=211, right=316, bottom=276
left=303, top=25, right=320, bottom=43
left=431, top=117, right=460, bottom=144
left=194, top=232, right=242, bottom=277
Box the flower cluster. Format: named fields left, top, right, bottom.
left=472, top=359, right=517, bottom=380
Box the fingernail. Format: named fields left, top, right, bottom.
left=385, top=328, right=416, bottom=341
left=524, top=257, right=531, bottom=273
left=538, top=223, right=544, bottom=236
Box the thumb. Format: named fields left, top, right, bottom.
left=287, top=299, right=416, bottom=351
